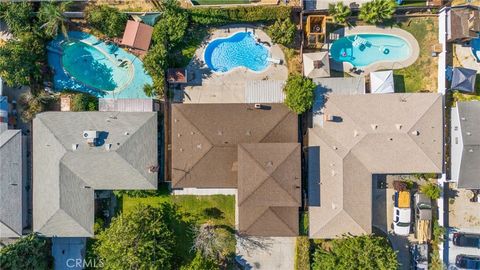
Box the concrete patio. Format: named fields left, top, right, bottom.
left=174, top=25, right=288, bottom=104
left=454, top=43, right=480, bottom=73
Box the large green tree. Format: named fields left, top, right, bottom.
left=312, top=235, right=398, bottom=270
left=143, top=43, right=168, bottom=98
left=0, top=233, right=53, bottom=270
left=283, top=74, right=316, bottom=114
left=180, top=252, right=217, bottom=270
left=85, top=5, right=128, bottom=38
left=359, top=0, right=396, bottom=25
left=38, top=0, right=72, bottom=39
left=0, top=32, right=45, bottom=87
left=328, top=2, right=351, bottom=24
left=94, top=204, right=182, bottom=270
left=0, top=2, right=35, bottom=36
left=152, top=9, right=189, bottom=48
left=267, top=19, right=296, bottom=47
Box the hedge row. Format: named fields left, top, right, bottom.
left=189, top=6, right=292, bottom=25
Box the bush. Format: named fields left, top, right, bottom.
left=189, top=6, right=291, bottom=25
left=328, top=2, right=351, bottom=24
left=295, top=237, right=310, bottom=270
left=0, top=2, right=35, bottom=36
left=267, top=19, right=296, bottom=47
left=420, top=182, right=442, bottom=200
left=0, top=233, right=53, bottom=270
left=113, top=190, right=158, bottom=198
left=143, top=43, right=168, bottom=98
left=312, top=235, right=398, bottom=270
left=85, top=5, right=127, bottom=38
left=283, top=74, right=316, bottom=114
left=70, top=93, right=98, bottom=111
left=359, top=0, right=396, bottom=24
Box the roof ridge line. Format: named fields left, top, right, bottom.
left=0, top=220, right=21, bottom=237
left=0, top=129, right=21, bottom=149
left=269, top=206, right=298, bottom=235
left=242, top=207, right=270, bottom=233
left=259, top=110, right=294, bottom=143
left=173, top=146, right=215, bottom=187
left=174, top=106, right=214, bottom=146
left=237, top=144, right=271, bottom=206
left=270, top=144, right=302, bottom=204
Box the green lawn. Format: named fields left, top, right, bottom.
left=393, top=18, right=438, bottom=92
left=121, top=186, right=236, bottom=264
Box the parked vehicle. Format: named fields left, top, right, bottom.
left=393, top=190, right=411, bottom=236
left=453, top=233, right=480, bottom=248
left=410, top=243, right=428, bottom=270
left=414, top=192, right=432, bottom=243
left=455, top=254, right=480, bottom=270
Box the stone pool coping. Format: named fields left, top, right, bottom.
left=330, top=26, right=420, bottom=75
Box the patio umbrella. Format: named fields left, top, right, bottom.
left=451, top=67, right=477, bottom=93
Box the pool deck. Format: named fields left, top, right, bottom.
left=175, top=25, right=288, bottom=104
left=454, top=43, right=480, bottom=73
left=330, top=26, right=420, bottom=76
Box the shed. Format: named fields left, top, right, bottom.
left=370, top=70, right=395, bottom=94
left=121, top=20, right=153, bottom=51
left=451, top=67, right=477, bottom=93
left=303, top=51, right=330, bottom=79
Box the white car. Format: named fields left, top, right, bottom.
left=393, top=207, right=412, bottom=236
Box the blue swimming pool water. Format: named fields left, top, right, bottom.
left=204, top=32, right=270, bottom=73
left=48, top=31, right=152, bottom=99
left=471, top=38, right=480, bottom=62
left=330, top=34, right=412, bottom=68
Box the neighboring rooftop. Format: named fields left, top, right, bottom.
left=303, top=51, right=330, bottom=79
left=447, top=6, right=480, bottom=41
left=451, top=101, right=480, bottom=189
left=370, top=70, right=395, bottom=94
left=308, top=93, right=443, bottom=238
left=33, top=112, right=158, bottom=237
left=451, top=67, right=477, bottom=93
left=171, top=104, right=298, bottom=189
left=237, top=143, right=301, bottom=236
left=0, top=127, right=24, bottom=238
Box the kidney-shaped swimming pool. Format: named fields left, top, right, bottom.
left=204, top=32, right=270, bottom=73
left=330, top=33, right=412, bottom=68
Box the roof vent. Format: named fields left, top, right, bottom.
left=324, top=114, right=334, bottom=122
left=217, top=130, right=223, bottom=136
left=174, top=118, right=178, bottom=123
left=179, top=148, right=184, bottom=152
left=388, top=138, right=393, bottom=141
left=177, top=133, right=182, bottom=137
left=148, top=165, right=158, bottom=173
left=332, top=146, right=338, bottom=150
left=411, top=130, right=420, bottom=136
left=331, top=203, right=337, bottom=210
left=190, top=131, right=195, bottom=135
left=72, top=144, right=78, bottom=151
left=469, top=149, right=474, bottom=153
left=353, top=130, right=359, bottom=137
left=461, top=117, right=466, bottom=121
left=467, top=132, right=472, bottom=136
left=124, top=131, right=129, bottom=135
left=396, top=124, right=402, bottom=130
left=266, top=161, right=273, bottom=167
left=197, top=144, right=202, bottom=149
left=105, top=144, right=111, bottom=151
left=83, top=130, right=99, bottom=146
left=331, top=170, right=336, bottom=176
left=371, top=124, right=378, bottom=130
left=254, top=104, right=262, bottom=109
left=246, top=130, right=251, bottom=136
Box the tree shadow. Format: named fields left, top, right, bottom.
left=203, top=207, right=224, bottom=220
left=393, top=74, right=406, bottom=93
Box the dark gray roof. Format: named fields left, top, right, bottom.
left=456, top=102, right=480, bottom=189
left=0, top=129, right=24, bottom=238
left=33, top=112, right=158, bottom=237
left=451, top=67, right=477, bottom=93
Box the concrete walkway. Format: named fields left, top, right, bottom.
left=175, top=25, right=288, bottom=104
left=236, top=236, right=295, bottom=270
left=454, top=43, right=480, bottom=73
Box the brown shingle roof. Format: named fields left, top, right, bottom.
left=449, top=8, right=480, bottom=41
left=171, top=104, right=298, bottom=188
left=121, top=20, right=153, bottom=51
left=237, top=143, right=301, bottom=236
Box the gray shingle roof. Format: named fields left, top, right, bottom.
left=308, top=93, right=443, bottom=238
left=455, top=102, right=480, bottom=189
left=33, top=112, right=158, bottom=237
left=0, top=129, right=24, bottom=238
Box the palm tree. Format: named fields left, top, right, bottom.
left=359, top=0, right=396, bottom=25
left=328, top=2, right=351, bottom=24
left=38, top=0, right=72, bottom=38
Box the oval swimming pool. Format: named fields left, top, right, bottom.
left=330, top=34, right=412, bottom=68
left=204, top=32, right=270, bottom=73
left=62, top=41, right=132, bottom=91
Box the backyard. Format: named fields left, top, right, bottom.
left=393, top=17, right=438, bottom=93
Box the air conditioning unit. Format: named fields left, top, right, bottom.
left=83, top=130, right=99, bottom=146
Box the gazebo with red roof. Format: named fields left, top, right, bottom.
left=121, top=20, right=153, bottom=51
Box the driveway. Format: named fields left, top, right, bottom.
left=236, top=236, right=295, bottom=270
left=372, top=175, right=412, bottom=270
